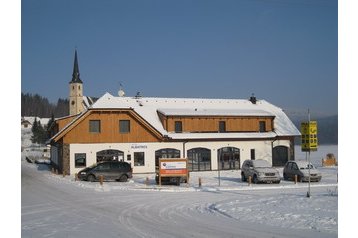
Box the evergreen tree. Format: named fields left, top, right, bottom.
left=21, top=92, right=69, bottom=118
left=31, top=118, right=39, bottom=143
left=46, top=113, right=55, bottom=138
left=31, top=118, right=48, bottom=144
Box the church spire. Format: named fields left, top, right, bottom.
left=70, top=49, right=83, bottom=84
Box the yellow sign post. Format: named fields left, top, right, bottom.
left=301, top=121, right=318, bottom=152
left=300, top=113, right=318, bottom=198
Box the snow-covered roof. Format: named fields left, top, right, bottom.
left=157, top=108, right=274, bottom=117
left=88, top=92, right=300, bottom=139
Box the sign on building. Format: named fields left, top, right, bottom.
left=301, top=121, right=318, bottom=152
left=158, top=158, right=189, bottom=186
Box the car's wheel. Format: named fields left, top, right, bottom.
left=241, top=172, right=246, bottom=182
left=87, top=174, right=96, bottom=182
left=119, top=174, right=128, bottom=182
left=253, top=174, right=259, bottom=184
left=298, top=175, right=303, bottom=182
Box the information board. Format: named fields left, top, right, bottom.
left=301, top=121, right=318, bottom=152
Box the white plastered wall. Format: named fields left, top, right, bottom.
left=68, top=139, right=292, bottom=175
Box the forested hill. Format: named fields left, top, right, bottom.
left=21, top=93, right=69, bottom=118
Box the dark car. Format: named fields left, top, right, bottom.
left=283, top=160, right=322, bottom=182
left=78, top=161, right=132, bottom=182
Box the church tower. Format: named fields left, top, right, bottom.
left=69, top=49, right=84, bottom=116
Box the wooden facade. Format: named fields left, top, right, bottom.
left=158, top=113, right=274, bottom=133
left=54, top=110, right=276, bottom=144
left=57, top=115, right=78, bottom=131
left=54, top=109, right=162, bottom=144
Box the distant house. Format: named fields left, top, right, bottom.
left=21, top=118, right=32, bottom=129
left=48, top=92, right=301, bottom=175
left=21, top=117, right=50, bottom=129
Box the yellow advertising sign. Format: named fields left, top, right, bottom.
left=301, top=121, right=318, bottom=151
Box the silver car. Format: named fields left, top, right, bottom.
left=241, top=159, right=281, bottom=184
left=283, top=160, right=322, bottom=182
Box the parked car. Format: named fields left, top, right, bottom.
left=77, top=161, right=132, bottom=182
left=241, top=159, right=281, bottom=184
left=283, top=160, right=322, bottom=182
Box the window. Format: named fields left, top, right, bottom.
left=89, top=120, right=101, bottom=133
left=187, top=148, right=211, bottom=171
left=96, top=149, right=124, bottom=162
left=259, top=121, right=266, bottom=132
left=110, top=162, right=120, bottom=169
left=134, top=152, right=145, bottom=166
left=175, top=121, right=182, bottom=133
left=119, top=120, right=130, bottom=133
left=250, top=149, right=255, bottom=160
left=219, top=121, right=226, bottom=132
left=75, top=153, right=86, bottom=168
left=96, top=163, right=110, bottom=171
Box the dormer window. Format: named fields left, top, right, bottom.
left=219, top=121, right=226, bottom=132
left=259, top=121, right=266, bottom=132
left=175, top=121, right=182, bottom=133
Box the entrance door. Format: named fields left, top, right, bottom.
left=187, top=148, right=211, bottom=171
left=272, top=146, right=289, bottom=166
left=217, top=147, right=240, bottom=170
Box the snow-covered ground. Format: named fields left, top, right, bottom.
left=21, top=128, right=338, bottom=237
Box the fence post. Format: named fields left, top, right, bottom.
left=294, top=175, right=298, bottom=184
left=199, top=177, right=202, bottom=188
left=75, top=173, right=78, bottom=181
left=146, top=177, right=149, bottom=186
left=248, top=176, right=252, bottom=186
left=63, top=170, right=66, bottom=177
left=100, top=175, right=104, bottom=186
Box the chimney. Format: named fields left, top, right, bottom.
left=249, top=93, right=257, bottom=104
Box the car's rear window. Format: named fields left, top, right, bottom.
left=120, top=162, right=130, bottom=169
left=111, top=163, right=120, bottom=169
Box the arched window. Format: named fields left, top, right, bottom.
left=155, top=148, right=180, bottom=167
left=217, top=147, right=240, bottom=170
left=96, top=149, right=124, bottom=163
left=187, top=148, right=211, bottom=171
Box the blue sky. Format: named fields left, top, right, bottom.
left=21, top=0, right=338, bottom=115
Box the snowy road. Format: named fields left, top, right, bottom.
left=22, top=160, right=337, bottom=238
